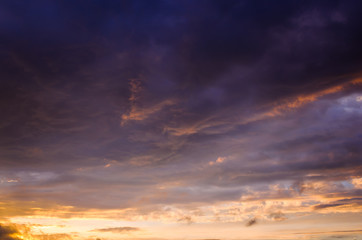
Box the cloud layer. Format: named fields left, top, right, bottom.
left=0, top=0, right=362, bottom=239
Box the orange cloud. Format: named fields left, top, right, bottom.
left=351, top=177, right=362, bottom=189
left=121, top=79, right=176, bottom=125
left=0, top=224, right=21, bottom=240
left=0, top=223, right=72, bottom=240
left=164, top=77, right=362, bottom=137
left=208, top=157, right=227, bottom=166
left=242, top=77, right=362, bottom=123
left=121, top=99, right=176, bottom=125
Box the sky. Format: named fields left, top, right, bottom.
left=0, top=0, right=362, bottom=240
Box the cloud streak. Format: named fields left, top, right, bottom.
left=91, top=226, right=140, bottom=233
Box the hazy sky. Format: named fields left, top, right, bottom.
left=1, top=1, right=362, bottom=240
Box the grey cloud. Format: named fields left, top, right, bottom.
left=245, top=217, right=257, bottom=227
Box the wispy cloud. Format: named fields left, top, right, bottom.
left=91, top=226, right=140, bottom=233
left=121, top=79, right=176, bottom=125
left=313, top=198, right=362, bottom=210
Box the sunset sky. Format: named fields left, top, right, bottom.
left=1, top=1, right=362, bottom=240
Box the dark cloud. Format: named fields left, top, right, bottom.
left=245, top=217, right=257, bottom=227
left=1, top=0, right=362, bottom=170
left=0, top=224, right=20, bottom=240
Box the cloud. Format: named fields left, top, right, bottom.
left=208, top=156, right=227, bottom=166
left=268, top=211, right=287, bottom=221
left=313, top=198, right=362, bottom=210
left=121, top=79, right=177, bottom=125
left=91, top=227, right=140, bottom=233
left=245, top=217, right=257, bottom=227
left=177, top=215, right=194, bottom=225
left=34, top=234, right=72, bottom=240
left=0, top=1, right=362, bottom=238
left=121, top=99, right=176, bottom=125
left=0, top=224, right=21, bottom=240
left=351, top=177, right=362, bottom=189
left=0, top=224, right=72, bottom=240
left=294, top=229, right=362, bottom=235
